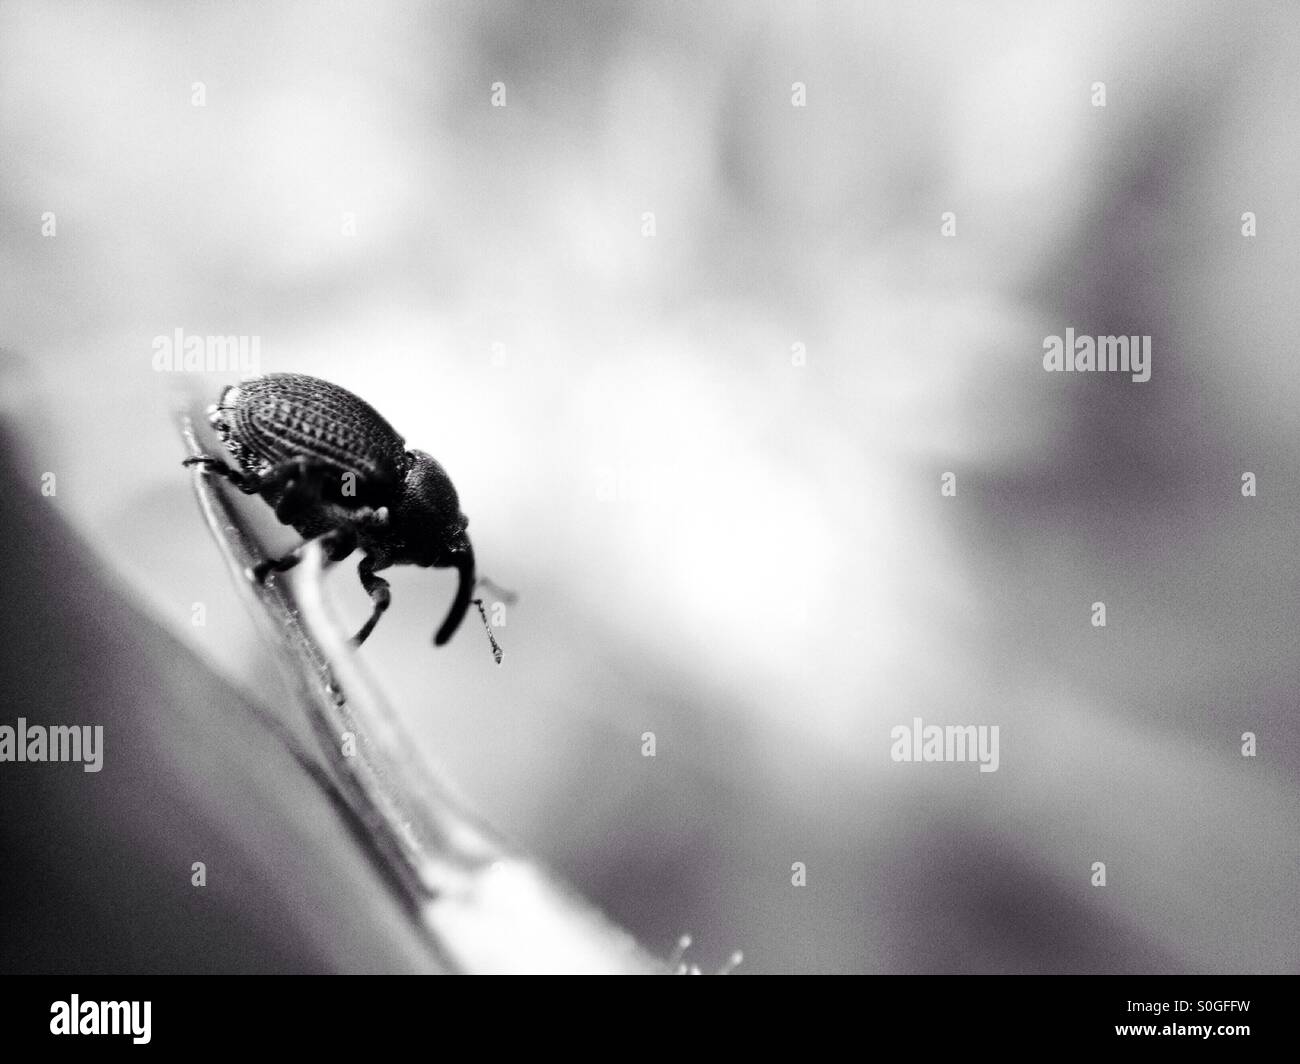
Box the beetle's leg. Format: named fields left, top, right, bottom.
left=250, top=546, right=305, bottom=584
left=250, top=526, right=355, bottom=584
left=321, top=525, right=357, bottom=562
left=183, top=454, right=330, bottom=504
left=350, top=555, right=391, bottom=647
left=182, top=454, right=259, bottom=493
left=264, top=457, right=335, bottom=525
left=475, top=575, right=519, bottom=605
left=352, top=505, right=391, bottom=530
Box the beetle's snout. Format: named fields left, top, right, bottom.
left=434, top=542, right=475, bottom=646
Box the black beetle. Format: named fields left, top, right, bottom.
left=184, top=372, right=505, bottom=660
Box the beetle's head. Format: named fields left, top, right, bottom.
left=398, top=450, right=475, bottom=644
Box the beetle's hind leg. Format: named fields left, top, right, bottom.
left=182, top=454, right=259, bottom=493
left=183, top=455, right=335, bottom=509
left=350, top=555, right=391, bottom=647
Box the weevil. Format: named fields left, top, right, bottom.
left=184, top=372, right=506, bottom=661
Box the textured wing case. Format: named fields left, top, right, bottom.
left=211, top=373, right=407, bottom=492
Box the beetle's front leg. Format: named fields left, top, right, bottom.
left=249, top=547, right=304, bottom=583
left=250, top=526, right=357, bottom=584
left=350, top=554, right=392, bottom=646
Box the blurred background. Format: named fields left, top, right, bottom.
left=1, top=0, right=1297, bottom=973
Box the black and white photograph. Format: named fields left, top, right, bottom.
left=0, top=0, right=1295, bottom=1043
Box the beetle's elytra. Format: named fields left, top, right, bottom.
left=184, top=372, right=503, bottom=660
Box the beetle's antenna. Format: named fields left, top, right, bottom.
left=473, top=598, right=504, bottom=665
left=475, top=575, right=519, bottom=605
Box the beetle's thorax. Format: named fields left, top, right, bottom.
left=385, top=449, right=470, bottom=567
